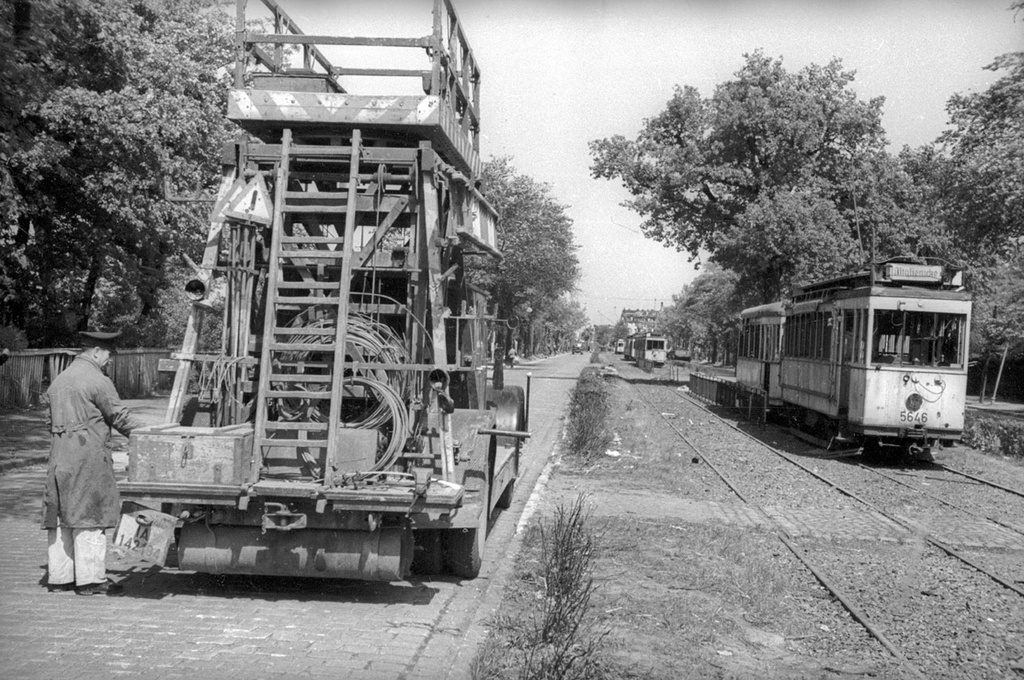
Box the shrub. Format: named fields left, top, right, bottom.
left=0, top=325, right=28, bottom=351
left=565, top=370, right=614, bottom=460
left=962, top=411, right=1024, bottom=460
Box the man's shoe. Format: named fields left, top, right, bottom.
left=75, top=580, right=124, bottom=596
left=47, top=582, right=76, bottom=593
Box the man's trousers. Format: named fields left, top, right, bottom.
left=47, top=523, right=107, bottom=586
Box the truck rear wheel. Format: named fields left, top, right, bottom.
left=444, top=488, right=489, bottom=578
left=495, top=478, right=515, bottom=510
left=411, top=529, right=443, bottom=575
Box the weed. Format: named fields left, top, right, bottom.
left=472, top=495, right=608, bottom=680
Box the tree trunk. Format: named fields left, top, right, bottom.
left=78, top=254, right=104, bottom=332
left=979, top=354, right=991, bottom=403
left=990, top=345, right=1009, bottom=404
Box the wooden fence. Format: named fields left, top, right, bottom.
left=0, top=348, right=172, bottom=409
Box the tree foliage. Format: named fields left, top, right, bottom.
left=590, top=51, right=950, bottom=303
left=474, top=157, right=580, bottom=314
left=1, top=0, right=235, bottom=346
left=525, top=296, right=588, bottom=355
left=935, top=10, right=1024, bottom=359
left=939, top=53, right=1024, bottom=256
left=659, top=264, right=741, bottom=363
left=470, top=157, right=581, bottom=368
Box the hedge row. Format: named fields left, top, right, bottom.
left=962, top=411, right=1024, bottom=460
left=564, top=369, right=614, bottom=461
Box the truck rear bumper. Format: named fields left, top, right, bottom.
left=118, top=478, right=465, bottom=515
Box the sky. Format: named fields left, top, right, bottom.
left=276, top=0, right=1022, bottom=327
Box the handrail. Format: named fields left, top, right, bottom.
left=234, top=0, right=482, bottom=154
left=237, top=0, right=345, bottom=91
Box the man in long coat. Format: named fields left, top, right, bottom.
left=42, top=331, right=141, bottom=595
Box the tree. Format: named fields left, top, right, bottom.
left=932, top=2, right=1024, bottom=364
left=1, top=0, right=235, bottom=346
left=471, top=157, right=580, bottom=384
left=527, top=296, right=588, bottom=355
left=590, top=51, right=928, bottom=303
left=939, top=54, right=1023, bottom=257
left=661, top=264, right=741, bottom=364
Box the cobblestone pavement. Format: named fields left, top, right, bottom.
left=0, top=398, right=167, bottom=472
left=0, top=357, right=584, bottom=680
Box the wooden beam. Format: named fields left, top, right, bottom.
left=244, top=32, right=431, bottom=48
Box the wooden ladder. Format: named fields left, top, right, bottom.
left=250, top=129, right=364, bottom=485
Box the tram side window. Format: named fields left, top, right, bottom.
left=842, top=310, right=854, bottom=363
left=785, top=312, right=832, bottom=360
left=855, top=309, right=867, bottom=363
left=871, top=310, right=965, bottom=367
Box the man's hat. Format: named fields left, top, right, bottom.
left=79, top=330, right=121, bottom=353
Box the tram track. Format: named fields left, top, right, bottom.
left=670, top=382, right=1024, bottom=589
left=630, top=380, right=1024, bottom=679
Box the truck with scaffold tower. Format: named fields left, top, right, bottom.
left=117, top=0, right=527, bottom=580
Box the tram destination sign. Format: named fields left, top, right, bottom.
left=882, top=263, right=943, bottom=283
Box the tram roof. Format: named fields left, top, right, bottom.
left=740, top=301, right=786, bottom=319
left=793, top=259, right=965, bottom=298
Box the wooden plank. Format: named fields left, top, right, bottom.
left=273, top=295, right=341, bottom=306
left=230, top=91, right=440, bottom=126
left=268, top=342, right=336, bottom=352
left=247, top=144, right=418, bottom=165
left=252, top=129, right=293, bottom=484
left=278, top=250, right=346, bottom=260
left=264, top=390, right=332, bottom=400
left=326, top=130, right=362, bottom=483
left=331, top=67, right=429, bottom=78
left=275, top=281, right=339, bottom=290
left=244, top=32, right=431, bottom=48
left=264, top=422, right=330, bottom=431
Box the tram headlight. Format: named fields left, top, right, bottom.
left=905, top=393, right=923, bottom=412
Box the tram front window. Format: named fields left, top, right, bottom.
left=871, top=310, right=965, bottom=368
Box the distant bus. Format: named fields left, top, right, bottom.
left=615, top=339, right=625, bottom=354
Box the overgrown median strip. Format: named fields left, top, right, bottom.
left=474, top=360, right=898, bottom=679
left=472, top=368, right=611, bottom=680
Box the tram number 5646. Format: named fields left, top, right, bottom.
left=899, top=410, right=928, bottom=423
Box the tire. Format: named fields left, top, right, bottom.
left=410, top=529, right=443, bottom=575
left=495, top=478, right=515, bottom=510
left=444, top=493, right=488, bottom=579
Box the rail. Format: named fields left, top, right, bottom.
left=236, top=0, right=482, bottom=154
left=0, top=348, right=172, bottom=409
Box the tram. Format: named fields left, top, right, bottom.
left=737, top=260, right=971, bottom=460
left=626, top=332, right=668, bottom=366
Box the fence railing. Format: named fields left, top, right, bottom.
left=0, top=348, right=172, bottom=409
left=689, top=372, right=737, bottom=406
left=688, top=371, right=768, bottom=422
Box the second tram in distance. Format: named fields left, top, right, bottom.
left=624, top=332, right=668, bottom=366
left=736, top=259, right=971, bottom=460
